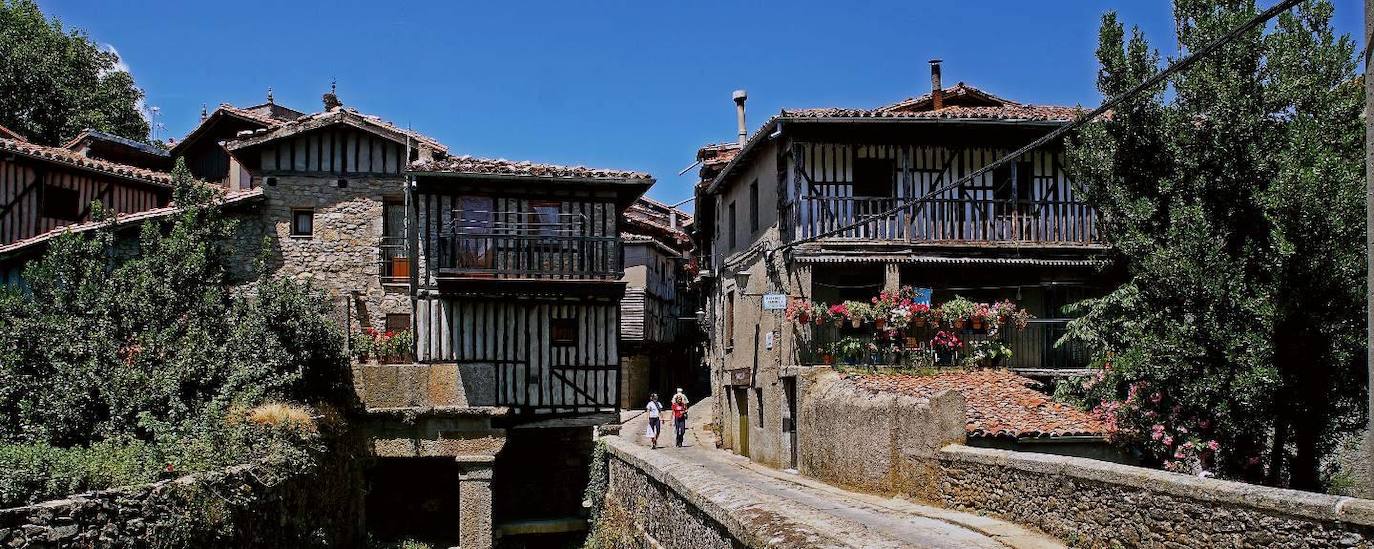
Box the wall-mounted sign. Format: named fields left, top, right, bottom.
left=762, top=293, right=788, bottom=310
left=728, top=368, right=752, bottom=386
left=913, top=287, right=933, bottom=305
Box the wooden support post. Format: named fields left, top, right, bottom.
left=456, top=456, right=496, bottom=549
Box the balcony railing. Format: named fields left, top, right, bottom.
left=797, top=318, right=1090, bottom=371
left=789, top=196, right=1102, bottom=245
left=435, top=233, right=620, bottom=280
left=378, top=236, right=411, bottom=283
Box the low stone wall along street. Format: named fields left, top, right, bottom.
left=935, top=445, right=1374, bottom=549
left=599, top=435, right=747, bottom=549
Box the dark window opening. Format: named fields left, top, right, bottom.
left=336, top=178, right=348, bottom=188
left=728, top=201, right=737, bottom=250
left=993, top=161, right=1034, bottom=203
left=291, top=209, right=314, bottom=237
left=385, top=313, right=410, bottom=332
left=748, top=180, right=759, bottom=232
left=725, top=290, right=735, bottom=352
left=551, top=318, right=578, bottom=347
left=41, top=184, right=80, bottom=221
left=852, top=157, right=895, bottom=198
left=265, top=177, right=278, bottom=187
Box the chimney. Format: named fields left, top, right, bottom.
left=732, top=89, right=748, bottom=147
left=929, top=59, right=943, bottom=110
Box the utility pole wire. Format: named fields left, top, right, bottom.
left=777, top=0, right=1306, bottom=253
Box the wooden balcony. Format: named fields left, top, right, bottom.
left=434, top=233, right=621, bottom=280
left=789, top=196, right=1103, bottom=246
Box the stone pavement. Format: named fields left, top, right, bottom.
left=619, top=397, right=1065, bottom=549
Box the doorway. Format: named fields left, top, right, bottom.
left=783, top=377, right=798, bottom=470
left=734, top=387, right=750, bottom=457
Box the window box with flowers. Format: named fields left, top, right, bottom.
left=351, top=328, right=415, bottom=364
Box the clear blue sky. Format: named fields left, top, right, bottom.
left=41, top=1, right=1365, bottom=204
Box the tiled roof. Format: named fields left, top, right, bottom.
left=0, top=187, right=263, bottom=257
left=411, top=155, right=651, bottom=181
left=783, top=82, right=1081, bottom=123
left=696, top=142, right=741, bottom=166
left=0, top=124, right=24, bottom=141
left=63, top=129, right=170, bottom=158
left=849, top=369, right=1107, bottom=439
left=218, top=104, right=293, bottom=128
left=622, top=196, right=692, bottom=250
left=0, top=137, right=173, bottom=186
left=227, top=107, right=446, bottom=154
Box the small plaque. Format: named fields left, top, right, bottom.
left=728, top=368, right=752, bottom=386
left=912, top=287, right=933, bottom=305
left=762, top=293, right=788, bottom=310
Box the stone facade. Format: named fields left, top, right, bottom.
left=933, top=445, right=1374, bottom=549
left=796, top=368, right=965, bottom=494
left=253, top=173, right=411, bottom=330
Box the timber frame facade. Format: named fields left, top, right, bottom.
left=696, top=65, right=1121, bottom=470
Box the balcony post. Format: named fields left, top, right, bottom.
left=882, top=263, right=900, bottom=293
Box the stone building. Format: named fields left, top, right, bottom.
left=693, top=62, right=1121, bottom=470
left=617, top=196, right=700, bottom=409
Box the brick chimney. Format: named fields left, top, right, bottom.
left=929, top=59, right=943, bottom=110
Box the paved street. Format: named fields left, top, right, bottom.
left=620, top=398, right=1064, bottom=549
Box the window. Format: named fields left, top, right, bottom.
left=531, top=201, right=562, bottom=237
left=290, top=209, right=314, bottom=237
left=551, top=318, right=578, bottom=347
left=728, top=201, right=737, bottom=250
left=748, top=180, right=759, bottom=232
left=41, top=184, right=80, bottom=221
left=724, top=290, right=735, bottom=352
left=385, top=313, right=410, bottom=332
left=993, top=161, right=1034, bottom=203
left=852, top=157, right=895, bottom=197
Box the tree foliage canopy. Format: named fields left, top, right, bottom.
left=0, top=160, right=354, bottom=505
left=1061, top=0, right=1365, bottom=490
left=0, top=0, right=150, bottom=145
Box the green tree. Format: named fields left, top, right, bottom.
left=0, top=0, right=150, bottom=145
left=1062, top=0, right=1365, bottom=489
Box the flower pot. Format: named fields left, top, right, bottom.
left=953, top=319, right=966, bottom=330
left=875, top=318, right=886, bottom=330
left=822, top=354, right=835, bottom=365
left=390, top=257, right=412, bottom=278
left=972, top=319, right=985, bottom=330
left=834, top=319, right=845, bottom=328
left=850, top=319, right=861, bottom=328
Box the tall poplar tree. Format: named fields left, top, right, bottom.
left=1063, top=0, right=1365, bottom=489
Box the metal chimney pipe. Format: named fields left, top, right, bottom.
left=733, top=90, right=748, bottom=147
left=929, top=59, right=943, bottom=110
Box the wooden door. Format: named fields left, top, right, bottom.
left=735, top=387, right=750, bottom=457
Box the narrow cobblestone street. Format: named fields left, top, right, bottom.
left=618, top=398, right=1065, bottom=549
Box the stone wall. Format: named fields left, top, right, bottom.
left=796, top=368, right=965, bottom=495
left=0, top=461, right=362, bottom=548
left=255, top=173, right=411, bottom=330
left=599, top=436, right=746, bottom=549
left=934, top=445, right=1374, bottom=549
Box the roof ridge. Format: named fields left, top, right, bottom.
left=0, top=137, right=173, bottom=186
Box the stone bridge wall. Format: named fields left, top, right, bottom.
left=599, top=435, right=746, bottom=549
left=935, top=445, right=1374, bottom=549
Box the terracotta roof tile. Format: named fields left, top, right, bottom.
left=849, top=369, right=1106, bottom=439
left=0, top=137, right=172, bottom=186
left=622, top=196, right=691, bottom=249
left=411, top=155, right=651, bottom=181
left=226, top=107, right=446, bottom=155
left=783, top=82, right=1082, bottom=123
left=0, top=187, right=263, bottom=257
left=0, top=124, right=25, bottom=141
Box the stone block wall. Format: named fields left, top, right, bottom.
left=934, top=445, right=1374, bottom=549
left=797, top=368, right=965, bottom=495
left=255, top=174, right=411, bottom=330
left=0, top=462, right=362, bottom=548
left=600, top=436, right=748, bottom=549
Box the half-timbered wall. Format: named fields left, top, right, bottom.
left=414, top=190, right=619, bottom=285
left=415, top=296, right=619, bottom=414
left=620, top=241, right=681, bottom=345
left=0, top=158, right=168, bottom=245
left=258, top=128, right=407, bottom=175
left=785, top=143, right=1098, bottom=244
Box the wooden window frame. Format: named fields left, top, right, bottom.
left=290, top=208, right=314, bottom=237
left=551, top=317, right=578, bottom=347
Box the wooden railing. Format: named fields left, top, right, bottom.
left=434, top=233, right=621, bottom=280
left=791, top=196, right=1102, bottom=244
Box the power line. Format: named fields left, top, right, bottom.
left=777, top=0, right=1306, bottom=253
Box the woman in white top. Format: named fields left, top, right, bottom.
left=645, top=393, right=663, bottom=449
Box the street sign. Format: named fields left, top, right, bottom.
left=762, top=293, right=787, bottom=310
left=913, top=287, right=932, bottom=305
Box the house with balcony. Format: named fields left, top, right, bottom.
left=618, top=196, right=699, bottom=409
left=695, top=62, right=1120, bottom=469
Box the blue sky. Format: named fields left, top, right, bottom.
left=42, top=1, right=1365, bottom=204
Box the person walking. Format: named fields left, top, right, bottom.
left=673, top=388, right=690, bottom=408
left=645, top=393, right=663, bottom=449
left=671, top=392, right=688, bottom=447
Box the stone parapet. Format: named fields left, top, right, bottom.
left=935, top=444, right=1374, bottom=548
